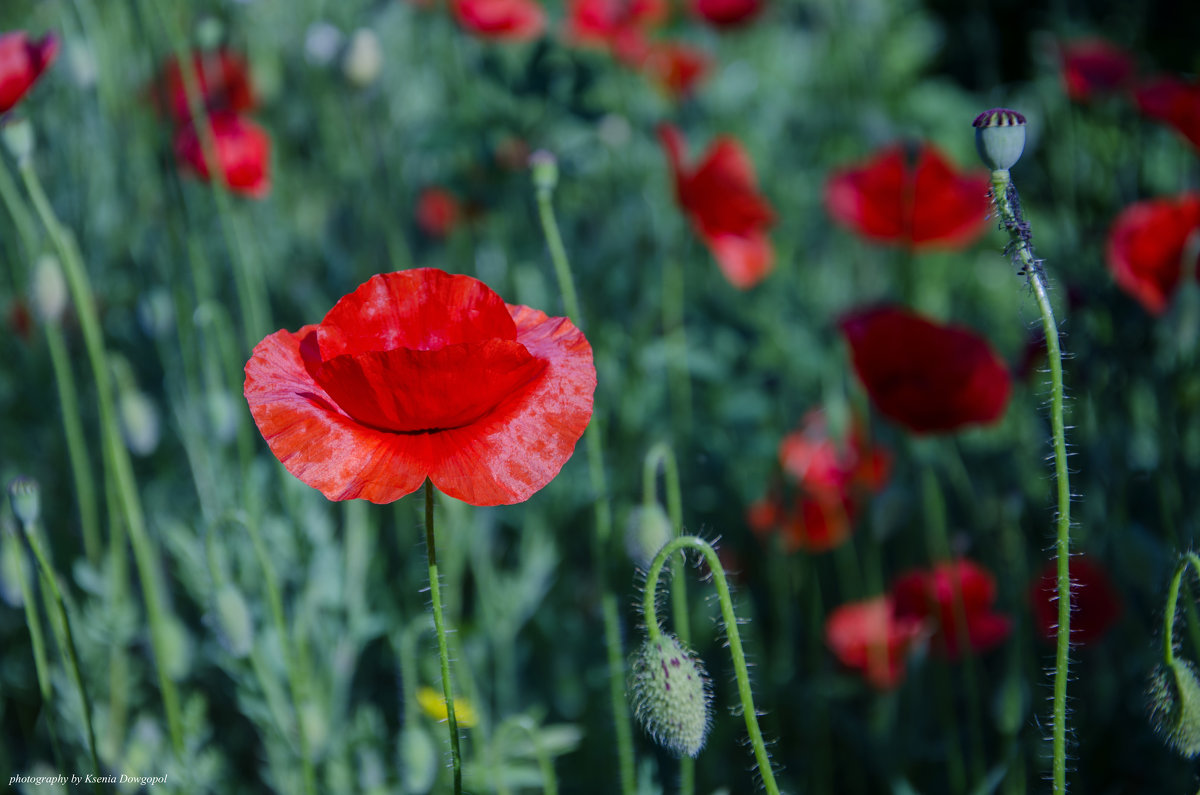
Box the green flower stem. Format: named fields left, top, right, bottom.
left=643, top=536, right=780, bottom=795
left=6, top=526, right=56, bottom=726
left=662, top=257, right=692, bottom=433
left=989, top=169, right=1072, bottom=794
left=1162, top=554, right=1200, bottom=666
left=19, top=157, right=186, bottom=758
left=19, top=518, right=102, bottom=788
left=424, top=480, right=463, bottom=795
left=535, top=162, right=636, bottom=794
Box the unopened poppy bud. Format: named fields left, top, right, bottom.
left=529, top=150, right=558, bottom=193
left=2, top=118, right=34, bottom=163
left=972, top=108, right=1026, bottom=172
left=629, top=633, right=712, bottom=757
left=343, top=29, right=383, bottom=88
left=159, top=617, right=192, bottom=680
left=118, top=389, right=161, bottom=457
left=31, top=255, right=66, bottom=323
left=214, top=584, right=254, bottom=658
left=625, top=505, right=672, bottom=569
left=7, top=476, right=40, bottom=527
left=1149, top=659, right=1200, bottom=758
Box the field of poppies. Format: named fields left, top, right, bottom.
left=3, top=1, right=1200, bottom=793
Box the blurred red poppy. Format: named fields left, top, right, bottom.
left=0, top=32, right=58, bottom=114
left=1135, top=76, right=1200, bottom=152
left=692, top=0, right=764, bottom=28
left=244, top=268, right=595, bottom=506
left=416, top=188, right=462, bottom=238
left=174, top=112, right=271, bottom=198
left=892, top=559, right=1011, bottom=660
left=1030, top=556, right=1122, bottom=646
left=825, top=143, right=990, bottom=250
left=452, top=0, right=547, bottom=41
left=1059, top=39, right=1134, bottom=102
left=153, top=50, right=256, bottom=124
left=566, top=0, right=667, bottom=49
left=639, top=41, right=711, bottom=99
left=659, top=124, right=774, bottom=288
left=839, top=306, right=1011, bottom=434
left=826, top=596, right=927, bottom=689
left=1106, top=194, right=1200, bottom=315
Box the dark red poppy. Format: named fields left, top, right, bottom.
left=416, top=188, right=462, bottom=238
left=1106, top=194, right=1200, bottom=315
left=659, top=124, right=774, bottom=288
left=0, top=32, right=58, bottom=114
left=153, top=50, right=256, bottom=124
left=891, top=559, right=1012, bottom=660
left=825, top=596, right=927, bottom=689
left=452, top=0, right=547, bottom=41
left=174, top=113, right=271, bottom=198
left=825, top=143, right=990, bottom=250
left=1059, top=39, right=1134, bottom=103
left=692, top=0, right=764, bottom=28
left=839, top=306, right=1011, bottom=434
left=1135, top=76, right=1200, bottom=152
left=566, top=0, right=667, bottom=49
left=1030, top=556, right=1122, bottom=646
left=639, top=41, right=711, bottom=99
left=244, top=268, right=595, bottom=506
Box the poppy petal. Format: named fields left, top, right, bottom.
left=1106, top=194, right=1200, bottom=315
left=0, top=32, right=58, bottom=114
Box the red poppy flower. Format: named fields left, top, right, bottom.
left=1030, top=556, right=1122, bottom=646
left=839, top=306, right=1011, bottom=434
left=452, top=0, right=547, bottom=41
left=825, top=143, right=990, bottom=250
left=174, top=112, right=271, bottom=198
left=692, top=0, right=764, bottom=28
left=826, top=596, right=927, bottom=689
left=0, top=32, right=58, bottom=114
left=1106, top=194, right=1200, bottom=315
left=659, top=124, right=774, bottom=288
left=153, top=50, right=256, bottom=124
left=1059, top=39, right=1134, bottom=103
left=891, top=559, right=1012, bottom=660
left=565, top=0, right=667, bottom=49
left=1135, top=76, right=1200, bottom=152
left=640, top=41, right=711, bottom=99
left=416, top=188, right=462, bottom=238
left=244, top=268, right=595, bottom=506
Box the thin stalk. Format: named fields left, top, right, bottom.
left=425, top=480, right=463, bottom=794
left=1163, top=554, right=1200, bottom=667
left=643, top=536, right=780, bottom=795
left=534, top=158, right=635, bottom=793
left=989, top=169, right=1072, bottom=794
left=6, top=528, right=57, bottom=738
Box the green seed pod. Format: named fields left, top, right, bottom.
left=624, top=505, right=673, bottom=570
left=214, top=584, right=254, bottom=659
left=1149, top=658, right=1200, bottom=758
left=7, top=477, right=40, bottom=527
left=972, top=108, right=1027, bottom=172
left=629, top=633, right=711, bottom=758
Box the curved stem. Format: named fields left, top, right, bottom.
left=643, top=536, right=780, bottom=795
left=424, top=480, right=463, bottom=794
left=990, top=170, right=1072, bottom=794
left=1162, top=553, right=1200, bottom=667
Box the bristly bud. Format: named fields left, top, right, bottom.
left=529, top=150, right=558, bottom=193
left=7, top=476, right=40, bottom=527
left=972, top=108, right=1027, bottom=172
left=629, top=633, right=712, bottom=758
left=1149, top=658, right=1200, bottom=758
left=624, top=505, right=673, bottom=569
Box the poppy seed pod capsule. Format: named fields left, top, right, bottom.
left=1149, top=659, right=1200, bottom=758
left=7, top=476, right=40, bottom=526
left=629, top=633, right=712, bottom=757
left=973, top=108, right=1026, bottom=172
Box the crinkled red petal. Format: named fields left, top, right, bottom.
left=1106, top=194, right=1200, bottom=315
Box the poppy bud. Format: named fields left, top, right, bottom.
left=158, top=617, right=192, bottom=680
left=343, top=28, right=383, bottom=88
left=624, top=505, right=673, bottom=569
left=1149, top=658, right=1200, bottom=758
left=529, top=149, right=558, bottom=193
left=629, top=633, right=712, bottom=757
left=213, top=584, right=254, bottom=658
left=31, top=255, right=66, bottom=324
left=7, top=476, right=39, bottom=527
left=118, top=389, right=161, bottom=457
left=973, top=108, right=1026, bottom=172
left=1, top=118, right=34, bottom=163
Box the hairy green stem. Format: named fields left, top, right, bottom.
left=1162, top=554, right=1200, bottom=666
left=424, top=481, right=463, bottom=794
left=643, top=536, right=780, bottom=795
left=989, top=169, right=1072, bottom=794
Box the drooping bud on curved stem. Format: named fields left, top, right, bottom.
left=1152, top=553, right=1200, bottom=758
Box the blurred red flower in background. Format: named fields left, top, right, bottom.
left=244, top=268, right=595, bottom=506
left=1059, top=39, right=1134, bottom=102
left=825, top=143, right=990, bottom=250
left=416, top=187, right=462, bottom=238
left=0, top=32, right=58, bottom=114
left=1106, top=194, right=1200, bottom=315
left=566, top=0, right=667, bottom=49
left=174, top=112, right=272, bottom=198
left=825, top=596, right=927, bottom=689
left=692, top=0, right=764, bottom=28
left=1030, top=556, right=1122, bottom=646
left=639, top=41, right=711, bottom=99
left=1135, top=76, right=1200, bottom=152
left=892, top=559, right=1012, bottom=659
left=453, top=0, right=547, bottom=41
left=659, top=124, right=774, bottom=288
left=839, top=306, right=1011, bottom=434
left=153, top=50, right=256, bottom=123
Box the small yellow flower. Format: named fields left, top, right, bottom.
left=415, top=686, right=478, bottom=728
